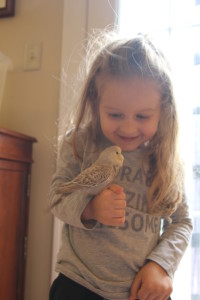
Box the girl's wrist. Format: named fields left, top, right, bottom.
left=81, top=199, right=94, bottom=221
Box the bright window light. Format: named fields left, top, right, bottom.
left=119, top=1, right=200, bottom=299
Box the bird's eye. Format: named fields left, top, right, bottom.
left=116, top=151, right=119, bottom=155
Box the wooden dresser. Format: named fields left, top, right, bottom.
left=0, top=128, right=37, bottom=300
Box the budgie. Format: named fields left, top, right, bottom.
left=51, top=146, right=124, bottom=208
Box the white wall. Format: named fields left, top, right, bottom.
left=0, top=1, right=63, bottom=299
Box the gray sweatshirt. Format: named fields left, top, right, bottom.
left=49, top=127, right=193, bottom=300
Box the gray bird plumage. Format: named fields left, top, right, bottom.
left=51, top=146, right=124, bottom=208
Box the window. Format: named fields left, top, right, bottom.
left=119, top=1, right=200, bottom=299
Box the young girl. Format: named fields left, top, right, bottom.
left=49, top=33, right=193, bottom=300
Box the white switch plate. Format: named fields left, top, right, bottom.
left=24, top=43, right=42, bottom=71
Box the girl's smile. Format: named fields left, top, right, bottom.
left=116, top=134, right=140, bottom=142
left=99, top=77, right=161, bottom=151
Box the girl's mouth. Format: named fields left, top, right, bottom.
left=117, top=134, right=139, bottom=142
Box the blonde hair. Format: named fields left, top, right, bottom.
left=69, top=32, right=183, bottom=217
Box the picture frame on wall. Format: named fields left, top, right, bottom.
left=0, top=0, right=15, bottom=18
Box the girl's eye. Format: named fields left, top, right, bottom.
left=136, top=114, right=149, bottom=120
left=108, top=113, right=122, bottom=118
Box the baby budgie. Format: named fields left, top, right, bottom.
left=52, top=146, right=124, bottom=207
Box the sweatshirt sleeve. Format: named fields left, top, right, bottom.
left=49, top=134, right=95, bottom=229
left=146, top=196, right=193, bottom=279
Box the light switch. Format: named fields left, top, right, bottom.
left=24, top=43, right=42, bottom=71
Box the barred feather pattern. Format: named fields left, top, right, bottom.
left=53, top=146, right=124, bottom=206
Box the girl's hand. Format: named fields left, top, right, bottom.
left=130, top=261, right=173, bottom=300
left=81, top=184, right=126, bottom=226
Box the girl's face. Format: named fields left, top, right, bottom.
left=99, top=77, right=161, bottom=152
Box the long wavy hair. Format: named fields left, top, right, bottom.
left=68, top=32, right=183, bottom=217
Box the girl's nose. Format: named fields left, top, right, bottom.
left=119, top=119, right=138, bottom=136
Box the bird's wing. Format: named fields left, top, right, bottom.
left=56, top=164, right=115, bottom=194
left=78, top=164, right=115, bottom=187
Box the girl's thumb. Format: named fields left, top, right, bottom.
left=108, top=184, right=123, bottom=194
